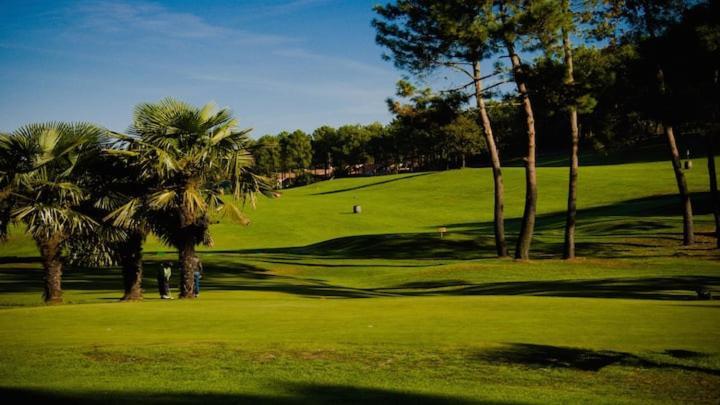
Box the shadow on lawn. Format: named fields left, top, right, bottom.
left=201, top=265, right=720, bottom=300
left=474, top=343, right=720, bottom=376
left=195, top=259, right=719, bottom=301
left=310, top=172, right=432, bottom=196
left=376, top=276, right=720, bottom=300
left=1, top=260, right=718, bottom=301
left=0, top=383, right=515, bottom=405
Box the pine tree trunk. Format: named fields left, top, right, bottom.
left=665, top=125, right=694, bottom=245
left=561, top=15, right=580, bottom=260
left=473, top=61, right=508, bottom=257
left=120, top=231, right=144, bottom=301
left=708, top=135, right=720, bottom=248
left=656, top=67, right=694, bottom=245
left=505, top=41, right=538, bottom=260
left=37, top=235, right=63, bottom=304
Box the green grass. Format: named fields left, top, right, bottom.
left=1, top=158, right=719, bottom=403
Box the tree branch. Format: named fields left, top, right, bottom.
left=440, top=78, right=511, bottom=95
left=440, top=80, right=476, bottom=94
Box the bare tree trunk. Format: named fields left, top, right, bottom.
left=665, top=125, right=694, bottom=245
left=561, top=14, right=580, bottom=260
left=473, top=60, right=508, bottom=257
left=505, top=41, right=538, bottom=260
left=708, top=135, right=720, bottom=248
left=37, top=235, right=63, bottom=304
left=120, top=231, right=144, bottom=301
left=657, top=67, right=694, bottom=245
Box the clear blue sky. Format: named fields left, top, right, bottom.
left=0, top=0, right=417, bottom=137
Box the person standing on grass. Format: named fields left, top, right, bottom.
left=192, top=256, right=203, bottom=298
left=158, top=262, right=173, bottom=299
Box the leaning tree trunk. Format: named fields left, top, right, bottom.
left=505, top=41, right=538, bottom=260
left=657, top=67, right=694, bottom=245
left=473, top=60, right=508, bottom=257
left=36, top=234, right=63, bottom=304
left=708, top=135, right=720, bottom=248
left=561, top=16, right=580, bottom=260
left=120, top=231, right=144, bottom=301
left=664, top=123, right=694, bottom=245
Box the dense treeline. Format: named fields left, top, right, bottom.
left=251, top=108, right=485, bottom=186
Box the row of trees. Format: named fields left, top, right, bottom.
left=251, top=114, right=485, bottom=184
left=373, top=0, right=720, bottom=259
left=0, top=99, right=272, bottom=304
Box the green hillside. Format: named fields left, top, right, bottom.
left=3, top=158, right=718, bottom=256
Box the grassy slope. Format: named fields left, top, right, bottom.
left=3, top=159, right=717, bottom=254
left=0, top=158, right=719, bottom=404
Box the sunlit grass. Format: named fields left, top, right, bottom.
left=1, top=158, right=719, bottom=403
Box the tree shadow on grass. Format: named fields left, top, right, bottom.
left=474, top=343, right=720, bottom=376
left=1, top=260, right=718, bottom=301
left=379, top=276, right=720, bottom=300
left=0, top=383, right=516, bottom=405
left=198, top=269, right=720, bottom=300
left=310, top=172, right=432, bottom=196
left=186, top=261, right=385, bottom=299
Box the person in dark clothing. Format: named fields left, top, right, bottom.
left=158, top=262, right=173, bottom=299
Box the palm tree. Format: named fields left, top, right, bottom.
left=65, top=150, right=149, bottom=301
left=107, top=98, right=272, bottom=299
left=0, top=122, right=102, bottom=304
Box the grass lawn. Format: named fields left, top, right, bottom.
left=1, top=157, right=719, bottom=404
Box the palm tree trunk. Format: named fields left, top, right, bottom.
left=708, top=135, right=720, bottom=248
left=36, top=234, right=63, bottom=304
left=561, top=14, right=580, bottom=260
left=473, top=60, right=508, bottom=257
left=505, top=41, right=538, bottom=260
left=178, top=238, right=197, bottom=298
left=120, top=231, right=144, bottom=301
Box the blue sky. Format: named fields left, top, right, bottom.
left=0, top=0, right=425, bottom=137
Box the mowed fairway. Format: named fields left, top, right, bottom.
left=1, top=158, right=719, bottom=404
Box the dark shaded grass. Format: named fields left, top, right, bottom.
left=310, top=172, right=432, bottom=195
left=1, top=263, right=717, bottom=301
left=475, top=343, right=720, bottom=376
left=0, top=384, right=505, bottom=405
